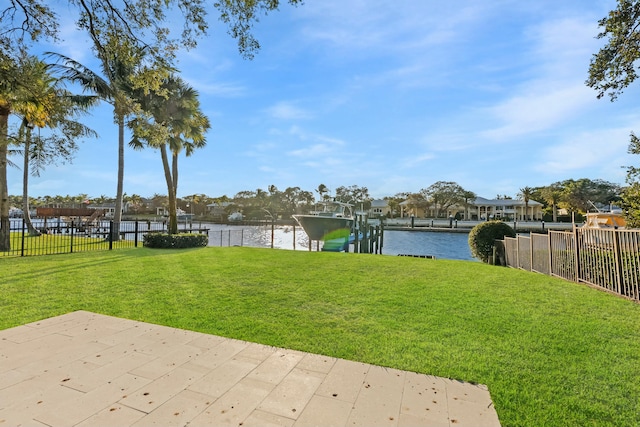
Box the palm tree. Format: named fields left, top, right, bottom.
left=0, top=57, right=24, bottom=251
left=541, top=185, right=562, bottom=222
left=1, top=54, right=91, bottom=249
left=129, top=75, right=210, bottom=234
left=47, top=46, right=144, bottom=240
left=518, top=186, right=534, bottom=221
left=18, top=57, right=97, bottom=235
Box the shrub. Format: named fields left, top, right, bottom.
left=468, top=221, right=516, bottom=263
left=143, top=233, right=208, bottom=249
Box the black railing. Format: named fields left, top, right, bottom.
left=2, top=219, right=209, bottom=257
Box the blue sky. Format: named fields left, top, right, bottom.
left=8, top=0, right=640, bottom=200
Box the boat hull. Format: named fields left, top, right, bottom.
left=292, top=215, right=354, bottom=241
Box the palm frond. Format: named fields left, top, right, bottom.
left=45, top=52, right=114, bottom=101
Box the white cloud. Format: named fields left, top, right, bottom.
left=402, top=153, right=436, bottom=168
left=265, top=102, right=313, bottom=120
left=189, top=80, right=246, bottom=98
left=294, top=1, right=489, bottom=54
left=481, top=84, right=594, bottom=141
left=446, top=14, right=607, bottom=144
left=525, top=16, right=602, bottom=78
left=49, top=16, right=94, bottom=64
left=535, top=128, right=633, bottom=174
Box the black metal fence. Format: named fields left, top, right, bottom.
left=2, top=219, right=208, bottom=257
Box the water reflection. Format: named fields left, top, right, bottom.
left=205, top=223, right=475, bottom=261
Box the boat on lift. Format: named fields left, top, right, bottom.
left=583, top=212, right=626, bottom=229
left=582, top=202, right=626, bottom=230
left=292, top=201, right=354, bottom=243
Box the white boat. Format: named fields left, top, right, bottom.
left=176, top=208, right=195, bottom=221
left=292, top=202, right=354, bottom=242
left=228, top=212, right=243, bottom=222
left=583, top=212, right=626, bottom=229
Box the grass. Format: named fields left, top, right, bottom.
left=1, top=247, right=639, bottom=427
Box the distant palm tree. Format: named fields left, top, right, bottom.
left=518, top=186, right=534, bottom=221
left=542, top=186, right=562, bottom=222
left=316, top=184, right=329, bottom=202
left=461, top=190, right=477, bottom=220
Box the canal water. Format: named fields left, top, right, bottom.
left=203, top=223, right=475, bottom=261
left=382, top=230, right=474, bottom=261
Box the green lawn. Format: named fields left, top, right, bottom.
left=2, top=247, right=639, bottom=427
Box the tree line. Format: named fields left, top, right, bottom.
left=8, top=177, right=624, bottom=222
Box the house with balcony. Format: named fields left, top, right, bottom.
left=399, top=196, right=543, bottom=220
left=469, top=197, right=543, bottom=221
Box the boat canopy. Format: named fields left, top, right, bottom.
left=314, top=201, right=353, bottom=218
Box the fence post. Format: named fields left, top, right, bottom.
left=293, top=225, right=296, bottom=251
left=109, top=221, right=114, bottom=250
left=134, top=221, right=139, bottom=247
left=573, top=226, right=580, bottom=283
left=529, top=233, right=534, bottom=272
left=612, top=230, right=624, bottom=295
left=70, top=220, right=75, bottom=253
left=547, top=231, right=553, bottom=276
left=271, top=222, right=275, bottom=249
left=21, top=217, right=26, bottom=257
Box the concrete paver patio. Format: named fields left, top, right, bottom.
left=0, top=311, right=501, bottom=427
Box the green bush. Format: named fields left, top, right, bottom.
left=468, top=221, right=516, bottom=263
left=143, top=233, right=208, bottom=249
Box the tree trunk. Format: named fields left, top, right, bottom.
left=22, top=126, right=41, bottom=236
left=172, top=152, right=178, bottom=197
left=161, top=145, right=177, bottom=234
left=0, top=108, right=10, bottom=252
left=112, top=115, right=125, bottom=241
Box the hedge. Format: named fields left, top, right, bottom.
left=143, top=233, right=208, bottom=249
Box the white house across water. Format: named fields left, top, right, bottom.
left=398, top=196, right=543, bottom=221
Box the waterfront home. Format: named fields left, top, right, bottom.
left=399, top=196, right=543, bottom=220
left=469, top=197, right=543, bottom=221
left=369, top=199, right=391, bottom=217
